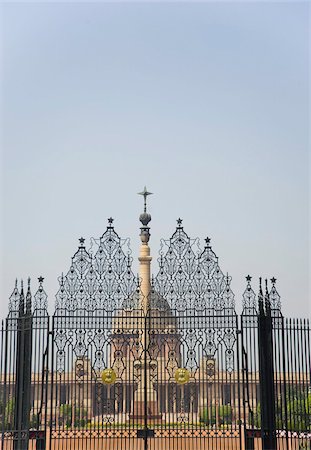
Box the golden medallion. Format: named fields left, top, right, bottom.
left=101, top=368, right=116, bottom=384
left=174, top=368, right=190, bottom=384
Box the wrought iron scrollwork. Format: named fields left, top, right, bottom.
left=242, top=276, right=281, bottom=317
left=155, top=220, right=200, bottom=311
left=55, top=220, right=137, bottom=313
left=8, top=279, right=20, bottom=315
left=155, top=219, right=236, bottom=313
left=53, top=221, right=140, bottom=371
left=269, top=277, right=281, bottom=311
left=154, top=219, right=237, bottom=373
left=242, top=275, right=257, bottom=312
left=33, top=277, right=48, bottom=311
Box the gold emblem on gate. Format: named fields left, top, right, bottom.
left=101, top=368, right=116, bottom=384
left=174, top=368, right=190, bottom=384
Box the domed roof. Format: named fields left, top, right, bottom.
left=122, top=289, right=171, bottom=312
left=111, top=290, right=177, bottom=333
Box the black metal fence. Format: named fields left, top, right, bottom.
left=241, top=277, right=310, bottom=450
left=0, top=221, right=310, bottom=450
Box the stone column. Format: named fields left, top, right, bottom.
left=130, top=187, right=161, bottom=421
left=138, top=233, right=152, bottom=313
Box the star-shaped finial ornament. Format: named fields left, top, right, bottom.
left=205, top=237, right=211, bottom=246
left=38, top=276, right=44, bottom=284
left=246, top=275, right=252, bottom=283
left=177, top=218, right=183, bottom=227
left=138, top=186, right=153, bottom=212
left=79, top=237, right=85, bottom=245
left=108, top=217, right=114, bottom=225
left=270, top=277, right=277, bottom=285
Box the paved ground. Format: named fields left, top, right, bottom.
left=1, top=433, right=307, bottom=450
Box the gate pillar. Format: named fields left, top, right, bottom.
left=13, top=280, right=33, bottom=450
left=258, top=279, right=276, bottom=450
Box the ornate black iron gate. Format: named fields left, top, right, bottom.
left=1, top=218, right=310, bottom=450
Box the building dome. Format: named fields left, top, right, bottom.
left=122, top=289, right=170, bottom=312
left=111, top=289, right=177, bottom=333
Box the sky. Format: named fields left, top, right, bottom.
left=0, top=1, right=310, bottom=320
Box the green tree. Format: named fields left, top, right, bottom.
left=199, top=406, right=216, bottom=425
left=253, top=402, right=261, bottom=428
left=4, top=398, right=15, bottom=430
left=287, top=393, right=310, bottom=432
left=218, top=405, right=233, bottom=425
left=0, top=398, right=4, bottom=419
left=59, top=403, right=73, bottom=427
left=74, top=406, right=88, bottom=428
left=199, top=405, right=233, bottom=426
left=59, top=403, right=88, bottom=428
left=253, top=391, right=311, bottom=432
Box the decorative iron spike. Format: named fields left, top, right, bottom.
left=258, top=277, right=264, bottom=313
left=26, top=278, right=32, bottom=314
left=264, top=278, right=271, bottom=315
left=265, top=278, right=269, bottom=295
left=259, top=277, right=263, bottom=294
left=19, top=280, right=25, bottom=316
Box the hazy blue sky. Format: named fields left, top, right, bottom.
left=0, top=2, right=309, bottom=319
